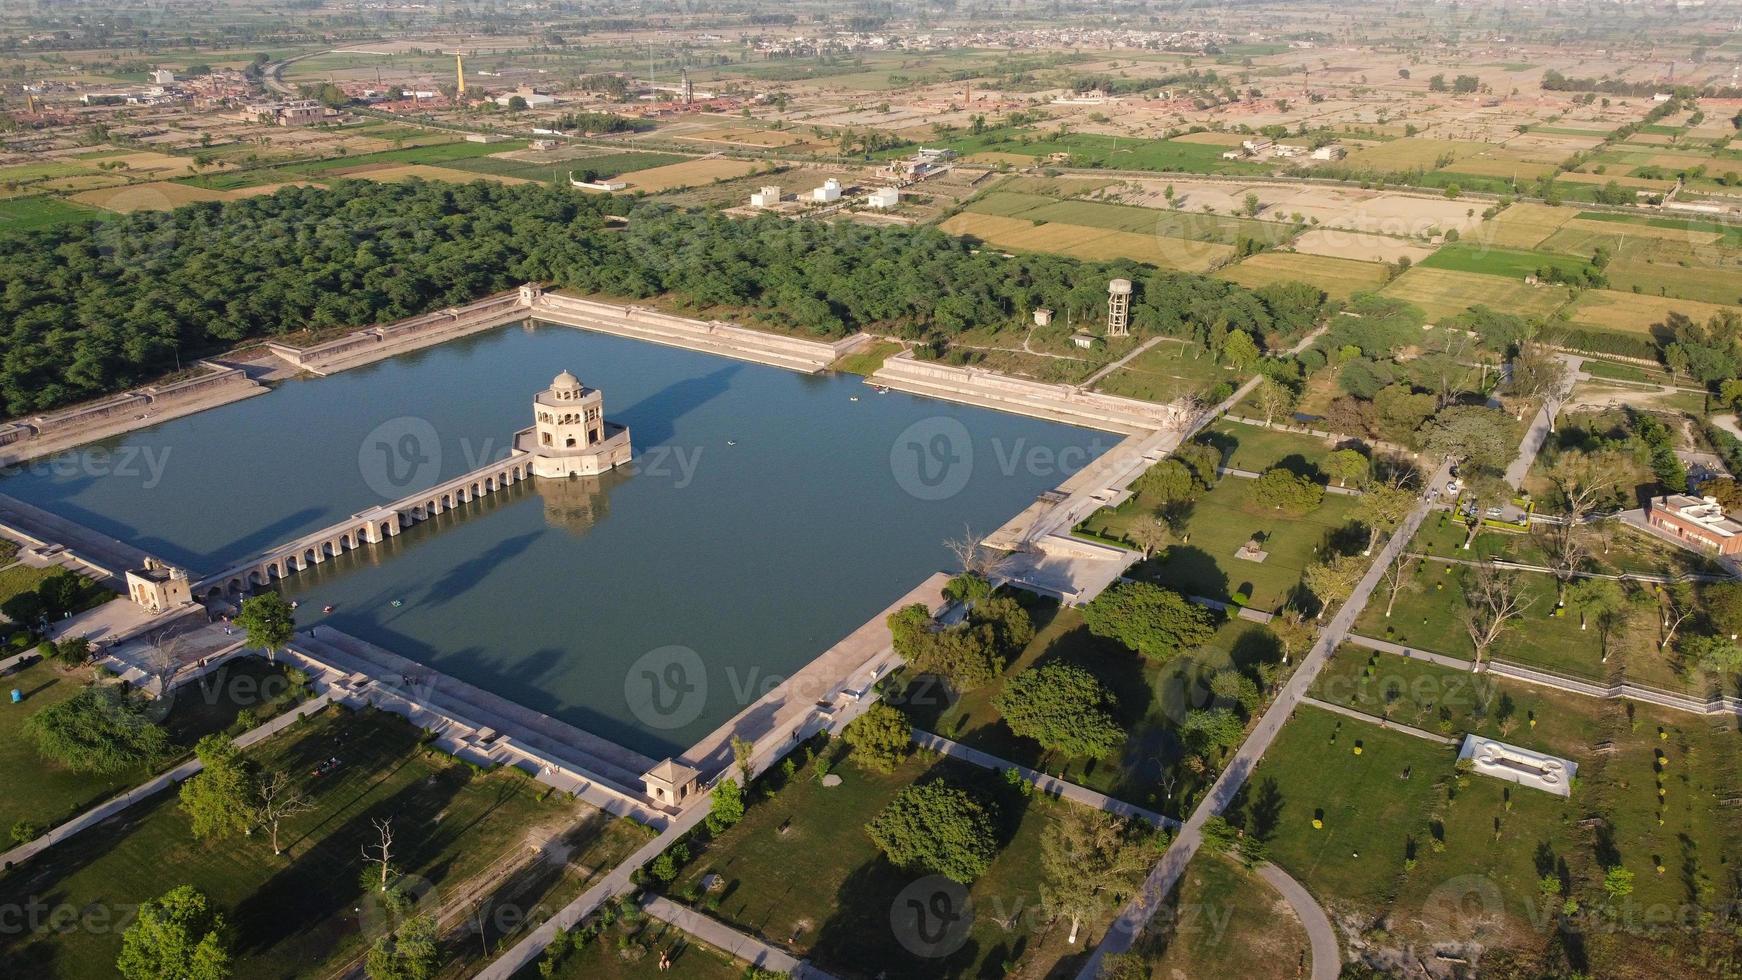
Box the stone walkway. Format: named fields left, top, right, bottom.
left=640, top=895, right=834, bottom=978
left=1300, top=696, right=1458, bottom=745
left=0, top=694, right=331, bottom=870
left=1342, top=632, right=1474, bottom=671
left=911, top=729, right=1179, bottom=829
left=1255, top=862, right=1341, bottom=980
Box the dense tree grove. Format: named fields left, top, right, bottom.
left=0, top=179, right=1321, bottom=418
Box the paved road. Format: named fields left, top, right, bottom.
left=1079, top=336, right=1167, bottom=389
left=1255, top=862, right=1341, bottom=980
left=1075, top=458, right=1451, bottom=979
left=0, top=694, right=331, bottom=869
left=1410, top=551, right=1731, bottom=584
left=1502, top=354, right=1580, bottom=491
left=640, top=895, right=834, bottom=978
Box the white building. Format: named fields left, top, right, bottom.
left=515, top=371, right=633, bottom=478
left=867, top=186, right=900, bottom=208
left=150, top=69, right=176, bottom=85
left=813, top=178, right=843, bottom=203
left=751, top=185, right=782, bottom=208
left=1310, top=144, right=1346, bottom=161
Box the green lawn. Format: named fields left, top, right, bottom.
left=1090, top=339, right=1229, bottom=403
left=1408, top=513, right=1723, bottom=578
left=0, top=197, right=112, bottom=235
left=898, top=130, right=1271, bottom=176
left=1572, top=209, right=1742, bottom=246
left=899, top=602, right=1284, bottom=818
left=0, top=657, right=304, bottom=835
left=962, top=190, right=1287, bottom=245
left=829, top=340, right=903, bottom=376
left=1363, top=528, right=1705, bottom=693
left=1312, top=647, right=1606, bottom=758
left=537, top=917, right=747, bottom=979
left=1144, top=852, right=1311, bottom=978
left=1230, top=704, right=1457, bottom=911
left=1094, top=475, right=1365, bottom=613
left=0, top=706, right=577, bottom=979
left=1203, top=418, right=1336, bottom=474
left=669, top=751, right=1093, bottom=979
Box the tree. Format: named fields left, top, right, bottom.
left=865, top=780, right=998, bottom=883
left=1704, top=581, right=1742, bottom=640
left=1125, top=513, right=1172, bottom=559
left=1222, top=330, right=1260, bottom=374
left=236, top=593, right=295, bottom=660
left=1603, top=865, right=1635, bottom=901
left=365, top=911, right=439, bottom=980
left=1175, top=443, right=1222, bottom=489
left=1361, top=482, right=1417, bottom=554
left=1268, top=609, right=1317, bottom=663
left=1252, top=375, right=1296, bottom=426
left=1659, top=582, right=1697, bottom=652
left=1303, top=553, right=1366, bottom=619
left=1463, top=563, right=1534, bottom=667
left=1507, top=344, right=1570, bottom=429
left=254, top=770, right=313, bottom=855
left=362, top=818, right=396, bottom=892
left=1322, top=448, right=1370, bottom=489
left=1039, top=808, right=1154, bottom=944
left=944, top=526, right=1013, bottom=580
left=507, top=95, right=528, bottom=112
left=117, top=885, right=232, bottom=980
left=702, top=780, right=744, bottom=842
left=1379, top=550, right=1412, bottom=618
left=842, top=702, right=913, bottom=773
left=731, top=734, right=755, bottom=787
left=1684, top=633, right=1742, bottom=676
left=1180, top=707, right=1245, bottom=756
left=26, top=684, right=169, bottom=774
left=180, top=735, right=258, bottom=841
left=1253, top=466, right=1325, bottom=514
left=994, top=662, right=1125, bottom=759
left=1082, top=582, right=1217, bottom=661
left=1424, top=406, right=1516, bottom=476
left=1133, top=458, right=1194, bottom=503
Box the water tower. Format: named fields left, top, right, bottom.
left=1106, top=278, right=1132, bottom=337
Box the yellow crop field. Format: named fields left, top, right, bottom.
left=333, top=164, right=532, bottom=185
left=1568, top=290, right=1741, bottom=335
left=1559, top=170, right=1675, bottom=191
left=104, top=151, right=232, bottom=177
left=939, top=212, right=1231, bottom=272
left=615, top=158, right=761, bottom=192
left=1469, top=203, right=1576, bottom=250
left=1343, top=139, right=1490, bottom=171
left=70, top=181, right=233, bottom=212
left=1380, top=266, right=1570, bottom=322
left=1217, top=252, right=1390, bottom=299
left=1440, top=156, right=1559, bottom=180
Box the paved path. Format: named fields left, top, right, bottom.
left=1079, top=335, right=1167, bottom=389
left=1343, top=632, right=1474, bottom=671
left=1300, top=696, right=1458, bottom=745
left=1076, top=458, right=1450, bottom=979
left=912, top=729, right=1179, bottom=829
left=1502, top=354, right=1580, bottom=491
left=1255, top=862, right=1341, bottom=980
left=1409, top=551, right=1730, bottom=584
left=0, top=694, right=331, bottom=869
left=640, top=895, right=833, bottom=978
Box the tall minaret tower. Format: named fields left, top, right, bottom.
left=455, top=52, right=466, bottom=97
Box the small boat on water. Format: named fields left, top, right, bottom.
left=322, top=605, right=334, bottom=614
left=849, top=395, right=860, bottom=402
left=390, top=599, right=403, bottom=608
left=727, top=439, right=737, bottom=446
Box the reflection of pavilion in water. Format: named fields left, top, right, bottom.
left=533, top=469, right=624, bottom=536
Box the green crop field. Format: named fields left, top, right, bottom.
left=0, top=196, right=112, bottom=234
left=1418, top=243, right=1593, bottom=279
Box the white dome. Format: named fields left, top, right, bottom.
left=551, top=370, right=581, bottom=389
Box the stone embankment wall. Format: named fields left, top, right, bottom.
left=871, top=350, right=1190, bottom=434
left=266, top=289, right=531, bottom=375
left=0, top=363, right=260, bottom=462
left=534, top=291, right=869, bottom=373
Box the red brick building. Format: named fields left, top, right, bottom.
left=1645, top=494, right=1742, bottom=555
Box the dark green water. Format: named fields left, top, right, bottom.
left=3, top=324, right=1113, bottom=758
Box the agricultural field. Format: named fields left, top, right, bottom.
left=69, top=180, right=234, bottom=212
left=0, top=196, right=111, bottom=233
left=1217, top=251, right=1391, bottom=300
left=939, top=211, right=1234, bottom=273
left=1381, top=266, right=1570, bottom=322
left=1290, top=228, right=1437, bottom=265
left=329, top=163, right=534, bottom=185
left=611, top=158, right=763, bottom=193
left=1566, top=289, right=1742, bottom=336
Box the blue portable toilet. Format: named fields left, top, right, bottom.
left=9, top=689, right=20, bottom=704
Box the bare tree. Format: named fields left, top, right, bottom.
left=1463, top=562, right=1535, bottom=668
left=255, top=770, right=314, bottom=856
left=1380, top=551, right=1413, bottom=618
left=944, top=525, right=1015, bottom=580
left=1507, top=342, right=1572, bottom=432
left=1252, top=375, right=1296, bottom=427
left=1535, top=454, right=1623, bottom=605
left=1659, top=582, right=1697, bottom=652
left=362, top=817, right=395, bottom=891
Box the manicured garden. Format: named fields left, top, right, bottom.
left=1114, top=476, right=1365, bottom=613
left=1203, top=418, right=1338, bottom=474
left=0, top=656, right=301, bottom=837
left=666, top=750, right=1093, bottom=979
left=898, top=602, right=1285, bottom=818
left=0, top=706, right=584, bottom=979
